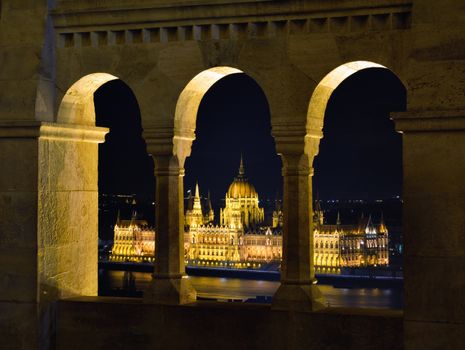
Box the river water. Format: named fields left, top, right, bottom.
left=100, top=270, right=403, bottom=309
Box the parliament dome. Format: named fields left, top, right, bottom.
left=226, top=155, right=258, bottom=199
left=227, top=178, right=258, bottom=198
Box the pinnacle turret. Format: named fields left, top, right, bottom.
left=193, top=182, right=202, bottom=211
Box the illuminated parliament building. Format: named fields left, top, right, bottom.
left=110, top=211, right=155, bottom=263
left=110, top=158, right=389, bottom=273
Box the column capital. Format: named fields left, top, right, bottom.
left=143, top=124, right=195, bottom=168
left=272, top=122, right=306, bottom=155
left=143, top=124, right=174, bottom=156
left=272, top=122, right=322, bottom=158
left=392, top=110, right=465, bottom=132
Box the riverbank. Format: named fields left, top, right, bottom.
left=99, top=261, right=403, bottom=289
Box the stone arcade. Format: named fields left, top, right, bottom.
left=0, top=0, right=464, bottom=349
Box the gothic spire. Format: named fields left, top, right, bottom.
left=365, top=214, right=376, bottom=234
left=130, top=210, right=137, bottom=227
left=207, top=190, right=213, bottom=213
left=116, top=209, right=121, bottom=226
left=379, top=212, right=388, bottom=233
left=238, top=153, right=245, bottom=176
left=193, top=182, right=202, bottom=211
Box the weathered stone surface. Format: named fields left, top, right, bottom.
left=0, top=301, right=39, bottom=350
left=38, top=190, right=98, bottom=247
left=0, top=191, right=38, bottom=248
left=404, top=255, right=465, bottom=324
left=0, top=139, right=38, bottom=192
left=0, top=247, right=38, bottom=302
left=272, top=283, right=327, bottom=312
left=57, top=298, right=403, bottom=350
left=405, top=320, right=465, bottom=350
left=144, top=277, right=197, bottom=305
left=37, top=188, right=99, bottom=299
left=403, top=192, right=465, bottom=257
left=39, top=140, right=99, bottom=192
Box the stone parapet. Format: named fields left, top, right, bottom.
left=56, top=297, right=403, bottom=350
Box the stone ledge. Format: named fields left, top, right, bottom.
left=392, top=110, right=465, bottom=132
left=0, top=121, right=108, bottom=143
left=60, top=295, right=403, bottom=317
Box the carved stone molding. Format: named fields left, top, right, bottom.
left=392, top=110, right=465, bottom=132
left=0, top=121, right=108, bottom=143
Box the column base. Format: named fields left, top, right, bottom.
left=144, top=276, right=197, bottom=305
left=271, top=282, right=327, bottom=312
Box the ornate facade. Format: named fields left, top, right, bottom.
left=110, top=205, right=388, bottom=274
left=312, top=207, right=389, bottom=274
left=110, top=183, right=388, bottom=273
left=110, top=157, right=281, bottom=267
left=184, top=224, right=243, bottom=268
left=110, top=212, right=155, bottom=263
left=185, top=157, right=280, bottom=268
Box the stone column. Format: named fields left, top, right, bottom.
left=0, top=121, right=107, bottom=349
left=272, top=124, right=326, bottom=311
left=144, top=127, right=196, bottom=305
left=392, top=111, right=465, bottom=349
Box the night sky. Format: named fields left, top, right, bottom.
left=95, top=68, right=405, bottom=225
left=184, top=74, right=281, bottom=209
left=95, top=80, right=155, bottom=197
left=314, top=68, right=405, bottom=200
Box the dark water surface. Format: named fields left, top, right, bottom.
left=99, top=270, right=403, bottom=309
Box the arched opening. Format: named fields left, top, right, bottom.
left=173, top=67, right=243, bottom=162
left=54, top=73, right=154, bottom=298
left=307, top=61, right=406, bottom=308
left=93, top=80, right=155, bottom=296
left=177, top=67, right=283, bottom=302
left=38, top=73, right=120, bottom=299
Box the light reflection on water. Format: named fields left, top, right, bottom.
left=99, top=270, right=403, bottom=309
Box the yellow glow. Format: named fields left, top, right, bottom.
left=58, top=73, right=119, bottom=125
